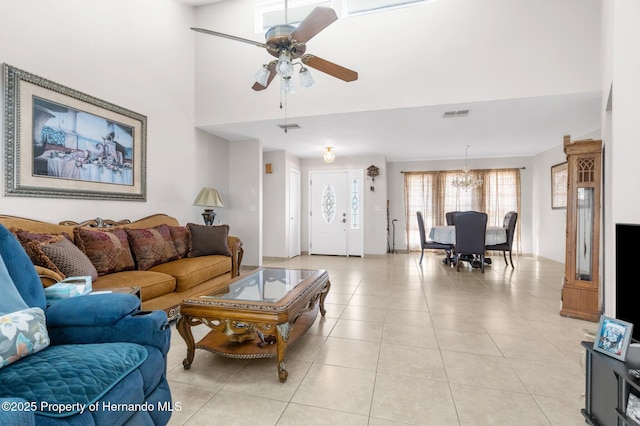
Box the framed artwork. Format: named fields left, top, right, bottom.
left=3, top=64, right=146, bottom=201
left=551, top=162, right=568, bottom=209
left=593, top=315, right=634, bottom=361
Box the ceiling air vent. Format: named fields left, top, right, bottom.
left=277, top=123, right=301, bottom=133
left=443, top=109, right=470, bottom=118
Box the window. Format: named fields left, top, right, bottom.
left=346, top=0, right=432, bottom=16
left=351, top=178, right=360, bottom=229
left=404, top=168, right=521, bottom=251
left=321, top=184, right=337, bottom=224
left=256, top=1, right=333, bottom=32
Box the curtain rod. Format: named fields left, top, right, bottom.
left=401, top=167, right=526, bottom=173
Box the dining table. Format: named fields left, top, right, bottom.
left=428, top=225, right=507, bottom=246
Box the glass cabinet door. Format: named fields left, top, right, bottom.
left=576, top=187, right=594, bottom=281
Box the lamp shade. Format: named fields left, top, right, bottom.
left=193, top=187, right=224, bottom=208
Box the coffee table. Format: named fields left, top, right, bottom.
left=176, top=268, right=330, bottom=382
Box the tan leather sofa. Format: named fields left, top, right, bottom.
left=0, top=213, right=243, bottom=320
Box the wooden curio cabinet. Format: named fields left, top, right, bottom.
left=560, top=136, right=602, bottom=322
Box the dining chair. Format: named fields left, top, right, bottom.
left=417, top=211, right=452, bottom=264
left=485, top=211, right=518, bottom=268
left=445, top=211, right=462, bottom=226
left=453, top=211, right=488, bottom=272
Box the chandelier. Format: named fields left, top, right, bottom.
left=451, top=145, right=483, bottom=190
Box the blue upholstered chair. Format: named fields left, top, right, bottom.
left=485, top=211, right=518, bottom=268
left=417, top=211, right=452, bottom=264
left=453, top=211, right=488, bottom=273
left=0, top=223, right=172, bottom=425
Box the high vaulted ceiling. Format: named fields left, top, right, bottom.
left=181, top=0, right=602, bottom=162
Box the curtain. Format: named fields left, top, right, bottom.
left=404, top=168, right=521, bottom=253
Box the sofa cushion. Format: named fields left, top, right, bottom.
left=169, top=225, right=190, bottom=259
left=74, top=228, right=135, bottom=276
left=126, top=225, right=179, bottom=271
left=93, top=270, right=176, bottom=302
left=0, top=342, right=147, bottom=417
left=150, top=255, right=231, bottom=292
left=187, top=223, right=232, bottom=257
left=38, top=237, right=99, bottom=282
left=0, top=307, right=50, bottom=369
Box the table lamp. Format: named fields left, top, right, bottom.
left=193, top=187, right=224, bottom=226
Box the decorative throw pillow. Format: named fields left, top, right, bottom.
left=126, top=225, right=179, bottom=271
left=0, top=307, right=50, bottom=369
left=23, top=239, right=67, bottom=279
left=39, top=237, right=99, bottom=282
left=10, top=229, right=71, bottom=277
left=74, top=228, right=135, bottom=276
left=169, top=225, right=190, bottom=259
left=187, top=223, right=231, bottom=257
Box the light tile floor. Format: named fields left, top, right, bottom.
left=166, top=253, right=597, bottom=426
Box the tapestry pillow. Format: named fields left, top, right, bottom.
left=187, top=223, right=231, bottom=257
left=0, top=307, right=50, bottom=370
left=74, top=228, right=135, bottom=276
left=168, top=225, right=190, bottom=259
left=39, top=237, right=99, bottom=282
left=126, top=224, right=180, bottom=271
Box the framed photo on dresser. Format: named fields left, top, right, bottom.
left=593, top=315, right=633, bottom=361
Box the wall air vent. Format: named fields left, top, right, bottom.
left=277, top=123, right=301, bottom=132
left=443, top=109, right=470, bottom=118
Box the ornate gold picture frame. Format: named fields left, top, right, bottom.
left=3, top=64, right=146, bottom=201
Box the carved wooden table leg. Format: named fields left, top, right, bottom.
left=319, top=280, right=331, bottom=317
left=176, top=315, right=195, bottom=369
left=276, top=322, right=290, bottom=382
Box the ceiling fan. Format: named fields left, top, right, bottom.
left=191, top=3, right=358, bottom=92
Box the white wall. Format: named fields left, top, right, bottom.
left=301, top=155, right=388, bottom=255
left=387, top=156, right=534, bottom=255
left=263, top=151, right=287, bottom=257
left=229, top=139, right=263, bottom=267
left=602, top=0, right=640, bottom=316
left=531, top=146, right=567, bottom=262
left=0, top=0, right=229, bottom=227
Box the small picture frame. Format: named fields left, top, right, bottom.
left=593, top=315, right=634, bottom=361
left=551, top=162, right=568, bottom=209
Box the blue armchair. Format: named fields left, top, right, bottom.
left=0, top=223, right=172, bottom=425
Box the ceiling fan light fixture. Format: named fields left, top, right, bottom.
left=323, top=146, right=335, bottom=163
left=299, top=67, right=315, bottom=89
left=276, top=51, right=294, bottom=78
left=254, top=65, right=270, bottom=87
left=281, top=77, right=296, bottom=95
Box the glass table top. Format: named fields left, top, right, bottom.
left=201, top=268, right=317, bottom=303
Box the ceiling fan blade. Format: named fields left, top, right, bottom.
left=252, top=61, right=278, bottom=91
left=302, top=55, right=358, bottom=82
left=290, top=7, right=338, bottom=44
left=191, top=27, right=267, bottom=49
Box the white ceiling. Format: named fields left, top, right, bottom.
left=179, top=0, right=602, bottom=162
left=200, top=92, right=601, bottom=161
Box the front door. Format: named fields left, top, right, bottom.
left=309, top=170, right=363, bottom=256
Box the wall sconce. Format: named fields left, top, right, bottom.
left=265, top=163, right=273, bottom=174
left=193, top=187, right=224, bottom=225
left=323, top=147, right=335, bottom=163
